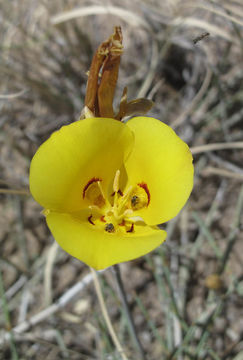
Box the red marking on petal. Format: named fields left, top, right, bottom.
left=126, top=223, right=134, bottom=233
left=100, top=215, right=106, bottom=223
left=83, top=177, right=102, bottom=199
left=111, top=189, right=123, bottom=197
left=88, top=215, right=95, bottom=225
left=138, top=182, right=150, bottom=205
left=119, top=220, right=125, bottom=226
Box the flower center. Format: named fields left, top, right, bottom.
left=83, top=170, right=150, bottom=234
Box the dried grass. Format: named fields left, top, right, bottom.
left=1, top=0, right=243, bottom=359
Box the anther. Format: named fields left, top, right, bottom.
left=130, top=183, right=150, bottom=210
left=113, top=170, right=120, bottom=193
left=131, top=195, right=139, bottom=207
left=105, top=223, right=115, bottom=233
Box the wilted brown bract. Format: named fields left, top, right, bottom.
left=84, top=26, right=123, bottom=117
left=116, top=87, right=154, bottom=120
left=84, top=27, right=154, bottom=120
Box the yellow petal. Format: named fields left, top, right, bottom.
left=125, top=117, right=194, bottom=225
left=29, top=118, right=134, bottom=212
left=46, top=211, right=166, bottom=270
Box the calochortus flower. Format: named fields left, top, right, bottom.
left=29, top=116, right=193, bottom=270
left=29, top=27, right=194, bottom=270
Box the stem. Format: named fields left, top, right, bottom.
left=112, top=264, right=146, bottom=360
left=90, top=267, right=128, bottom=360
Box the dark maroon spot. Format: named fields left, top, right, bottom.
left=138, top=182, right=150, bottom=205
left=83, top=177, right=102, bottom=199
left=111, top=189, right=123, bottom=197
left=126, top=223, right=134, bottom=233
left=100, top=215, right=106, bottom=223
left=88, top=215, right=95, bottom=225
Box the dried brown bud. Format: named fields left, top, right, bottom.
left=83, top=26, right=154, bottom=120
left=84, top=26, right=123, bottom=117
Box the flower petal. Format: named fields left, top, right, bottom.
left=125, top=117, right=194, bottom=225
left=29, top=118, right=134, bottom=212
left=46, top=211, right=166, bottom=270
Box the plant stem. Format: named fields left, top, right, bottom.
left=112, top=264, right=146, bottom=360
left=90, top=267, right=128, bottom=360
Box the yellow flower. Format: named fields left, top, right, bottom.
left=29, top=116, right=193, bottom=270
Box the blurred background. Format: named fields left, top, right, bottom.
left=0, top=0, right=243, bottom=359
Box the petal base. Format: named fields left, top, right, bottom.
left=46, top=211, right=166, bottom=270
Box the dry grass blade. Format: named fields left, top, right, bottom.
left=181, top=3, right=243, bottom=27
left=51, top=5, right=150, bottom=30
left=0, top=90, right=27, bottom=99
left=191, top=142, right=243, bottom=154
left=202, top=167, right=243, bottom=180
left=223, top=3, right=243, bottom=18
left=0, top=272, right=94, bottom=346
left=172, top=66, right=212, bottom=128
left=137, top=39, right=159, bottom=98
left=90, top=267, right=128, bottom=360
left=43, top=242, right=59, bottom=306
left=0, top=189, right=30, bottom=195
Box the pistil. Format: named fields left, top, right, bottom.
left=84, top=170, right=149, bottom=234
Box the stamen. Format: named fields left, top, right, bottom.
left=88, top=205, right=103, bottom=214
left=97, top=181, right=105, bottom=199
left=130, top=183, right=150, bottom=211
left=117, top=185, right=133, bottom=214
left=123, top=209, right=133, bottom=217
left=123, top=185, right=133, bottom=199
left=111, top=189, right=123, bottom=197
left=83, top=173, right=147, bottom=236
left=128, top=216, right=144, bottom=223
left=105, top=223, right=115, bottom=233
left=113, top=170, right=120, bottom=193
